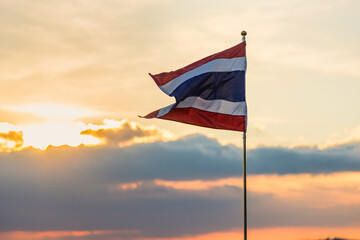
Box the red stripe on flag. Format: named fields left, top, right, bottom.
left=159, top=108, right=246, bottom=132
left=141, top=109, right=160, bottom=119
left=150, top=41, right=246, bottom=87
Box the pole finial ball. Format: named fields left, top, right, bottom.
left=241, top=31, right=247, bottom=36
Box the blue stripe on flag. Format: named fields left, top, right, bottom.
left=171, top=71, right=246, bottom=102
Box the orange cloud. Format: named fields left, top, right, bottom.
left=110, top=181, right=144, bottom=191
left=1, top=227, right=359, bottom=240
left=0, top=230, right=113, bottom=240
left=0, top=130, right=24, bottom=151
left=153, top=172, right=360, bottom=208
left=81, top=119, right=174, bottom=147
left=138, top=227, right=360, bottom=240
left=154, top=178, right=242, bottom=191
left=247, top=172, right=360, bottom=208
left=0, top=230, right=141, bottom=240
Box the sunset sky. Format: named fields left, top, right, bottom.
left=1, top=0, right=360, bottom=240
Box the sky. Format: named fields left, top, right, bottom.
left=0, top=0, right=360, bottom=239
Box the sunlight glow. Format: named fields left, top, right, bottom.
left=0, top=119, right=175, bottom=151
left=0, top=122, right=21, bottom=132
left=21, top=121, right=101, bottom=150
left=5, top=103, right=99, bottom=120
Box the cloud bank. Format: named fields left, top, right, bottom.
left=0, top=132, right=359, bottom=239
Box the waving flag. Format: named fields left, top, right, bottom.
left=142, top=41, right=247, bottom=132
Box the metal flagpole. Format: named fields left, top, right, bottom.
left=243, top=131, right=247, bottom=240
left=241, top=30, right=247, bottom=240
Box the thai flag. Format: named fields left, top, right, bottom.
left=142, top=41, right=247, bottom=132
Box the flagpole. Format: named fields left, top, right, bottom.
left=243, top=131, right=247, bottom=240
left=241, top=30, right=247, bottom=240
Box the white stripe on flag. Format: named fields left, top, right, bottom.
left=157, top=103, right=175, bottom=117
left=160, top=57, right=246, bottom=95
left=176, top=96, right=247, bottom=116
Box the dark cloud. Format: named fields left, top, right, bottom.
left=41, top=134, right=359, bottom=182
left=248, top=143, right=360, bottom=175
left=0, top=135, right=360, bottom=238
